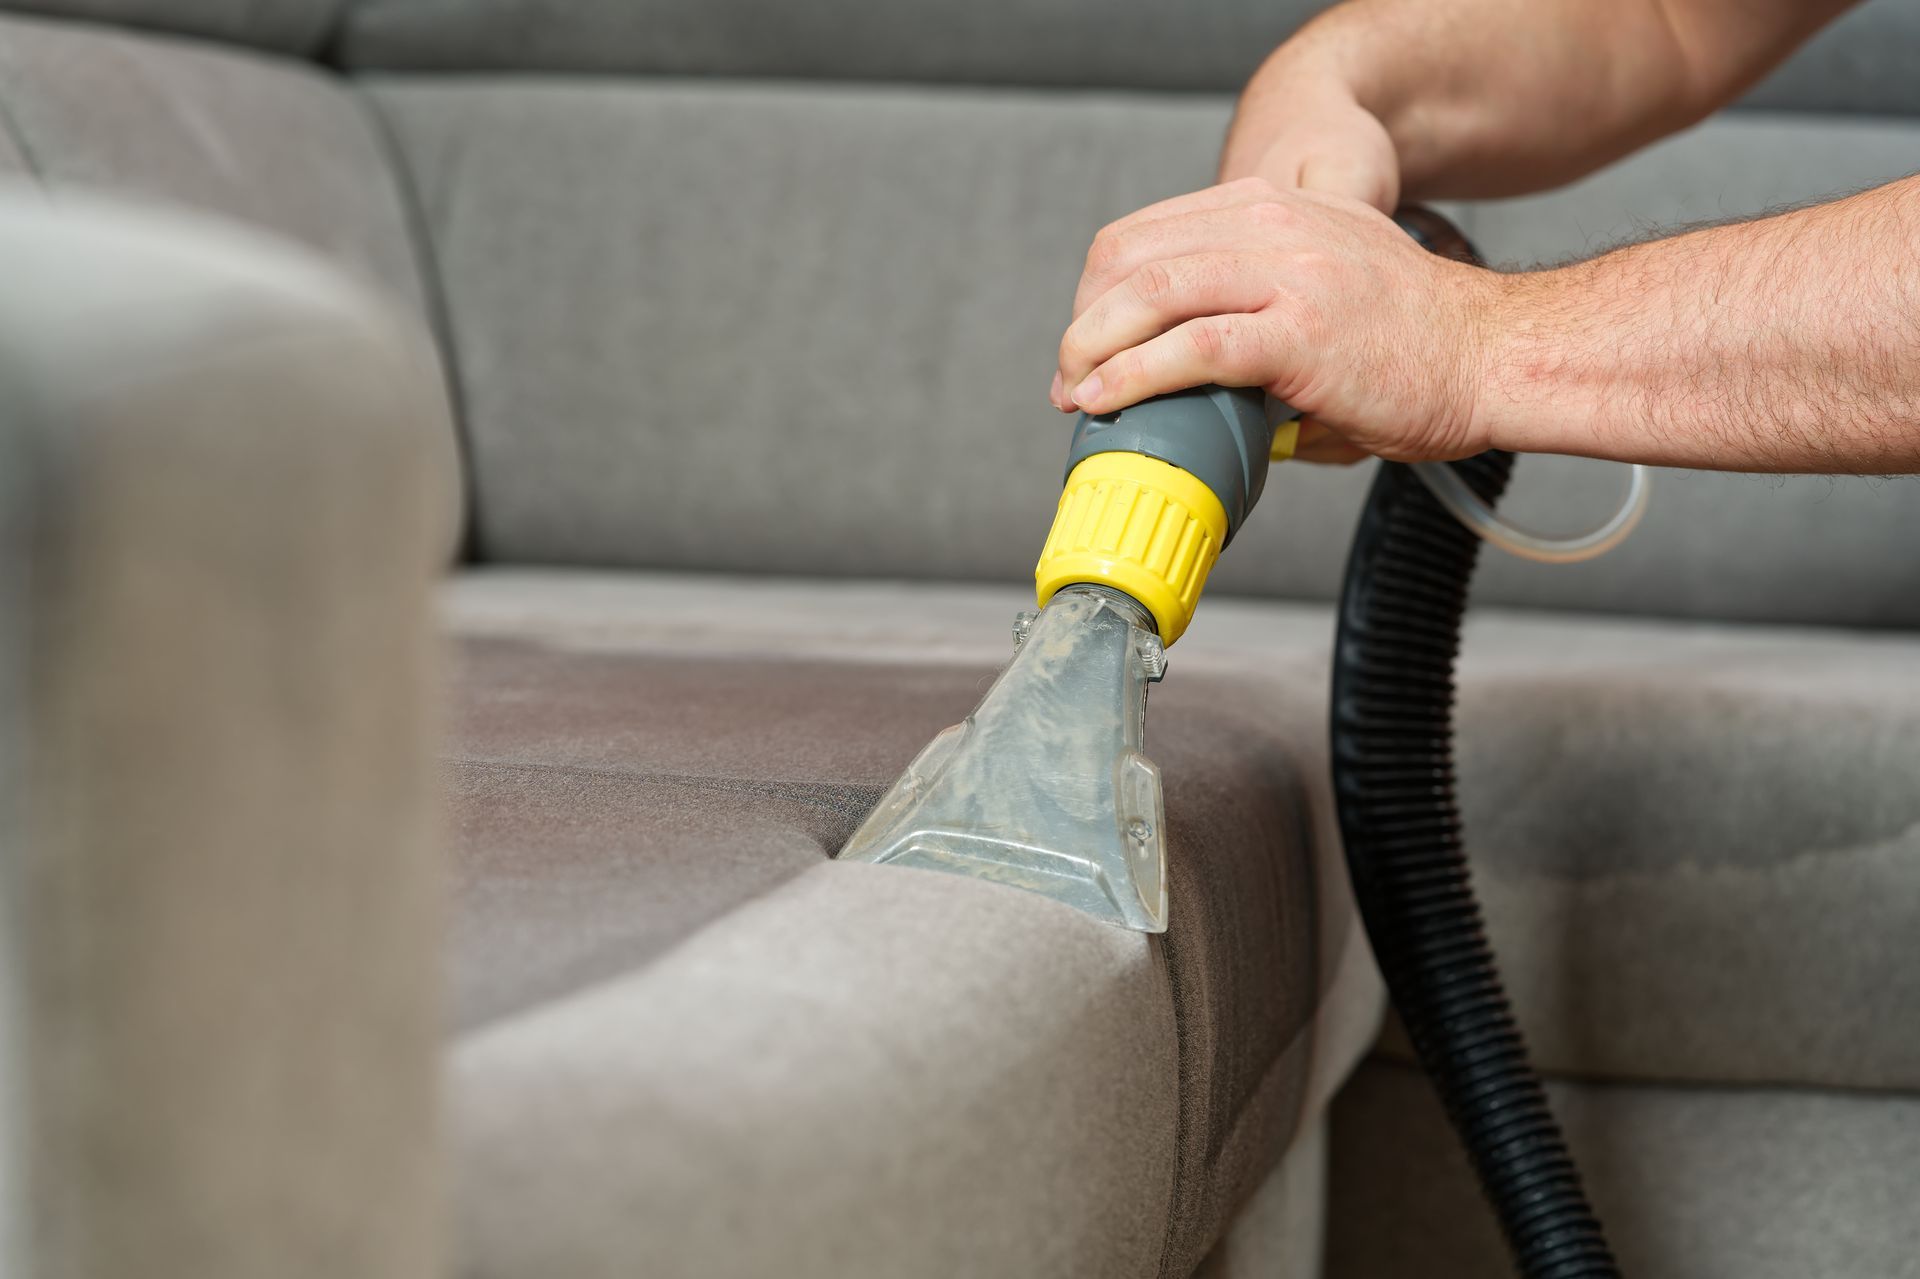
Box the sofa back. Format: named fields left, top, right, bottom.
left=6, top=0, right=1920, bottom=625
left=3, top=0, right=335, bottom=51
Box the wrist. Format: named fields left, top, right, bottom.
left=1220, top=53, right=1405, bottom=209
left=1270, top=10, right=1446, bottom=197
left=1221, top=39, right=1362, bottom=183
left=1467, top=266, right=1614, bottom=459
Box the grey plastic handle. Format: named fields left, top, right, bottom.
left=1063, top=386, right=1291, bottom=544
left=1059, top=212, right=1465, bottom=544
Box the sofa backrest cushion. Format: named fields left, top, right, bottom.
left=0, top=12, right=465, bottom=551
left=2, top=0, right=338, bottom=54
left=336, top=0, right=1315, bottom=90
left=366, top=79, right=1223, bottom=586
left=368, top=64, right=1920, bottom=625
left=0, top=12, right=434, bottom=317
left=1740, top=0, right=1920, bottom=116
left=336, top=0, right=1920, bottom=117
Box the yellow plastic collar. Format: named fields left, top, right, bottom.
left=1034, top=452, right=1229, bottom=646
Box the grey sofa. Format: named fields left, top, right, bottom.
left=2, top=2, right=1917, bottom=1277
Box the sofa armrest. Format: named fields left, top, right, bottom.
left=0, top=190, right=456, bottom=1278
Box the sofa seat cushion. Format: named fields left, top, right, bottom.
left=440, top=570, right=1379, bottom=1279
left=439, top=569, right=1920, bottom=1276
left=1327, top=1057, right=1920, bottom=1279
left=1448, top=610, right=1920, bottom=1092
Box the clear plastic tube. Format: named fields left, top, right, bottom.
left=1411, top=460, right=1650, bottom=564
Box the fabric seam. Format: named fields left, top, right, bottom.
left=0, top=86, right=45, bottom=182
left=346, top=80, right=481, bottom=562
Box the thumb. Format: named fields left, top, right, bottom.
left=1291, top=419, right=1372, bottom=466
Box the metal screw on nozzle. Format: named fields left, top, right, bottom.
left=1012, top=611, right=1038, bottom=650
left=1138, top=634, right=1167, bottom=683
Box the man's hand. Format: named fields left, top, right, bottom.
left=1047, top=178, right=1499, bottom=465
left=1048, top=172, right=1920, bottom=476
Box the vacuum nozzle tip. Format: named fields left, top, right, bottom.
left=838, top=588, right=1170, bottom=933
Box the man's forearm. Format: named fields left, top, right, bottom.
left=1223, top=0, right=1856, bottom=199
left=1481, top=176, right=1920, bottom=473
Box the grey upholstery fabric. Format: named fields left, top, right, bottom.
left=0, top=106, right=21, bottom=171
left=1468, top=459, right=1920, bottom=628
left=1447, top=610, right=1920, bottom=1091
left=1193, top=1117, right=1328, bottom=1279
left=1459, top=112, right=1920, bottom=268
left=0, top=0, right=340, bottom=54
left=457, top=862, right=1180, bottom=1279
left=438, top=570, right=1318, bottom=669
left=0, top=12, right=436, bottom=318
left=1738, top=0, right=1920, bottom=117
left=338, top=0, right=1320, bottom=88
left=364, top=79, right=1230, bottom=582
left=376, top=80, right=1920, bottom=626
left=0, top=237, right=26, bottom=1274
left=441, top=568, right=1385, bottom=1277
left=1326, top=1058, right=1920, bottom=1279
left=0, top=193, right=453, bottom=1278
left=449, top=570, right=1920, bottom=1092
left=340, top=0, right=1920, bottom=114
left=0, top=11, right=466, bottom=548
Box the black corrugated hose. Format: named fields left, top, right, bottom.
left=1329, top=449, right=1621, bottom=1278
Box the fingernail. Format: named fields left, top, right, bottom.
left=1049, top=370, right=1064, bottom=406
left=1071, top=374, right=1104, bottom=409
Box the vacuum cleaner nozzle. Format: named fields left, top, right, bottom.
left=839, top=387, right=1279, bottom=932
left=837, top=587, right=1170, bottom=932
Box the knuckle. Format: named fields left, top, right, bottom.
left=1187, top=317, right=1231, bottom=363
left=1084, top=233, right=1124, bottom=278
left=1245, top=198, right=1294, bottom=230
left=1290, top=249, right=1335, bottom=280
left=1268, top=294, right=1316, bottom=348
left=1057, top=323, right=1091, bottom=370
left=1131, top=260, right=1177, bottom=307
